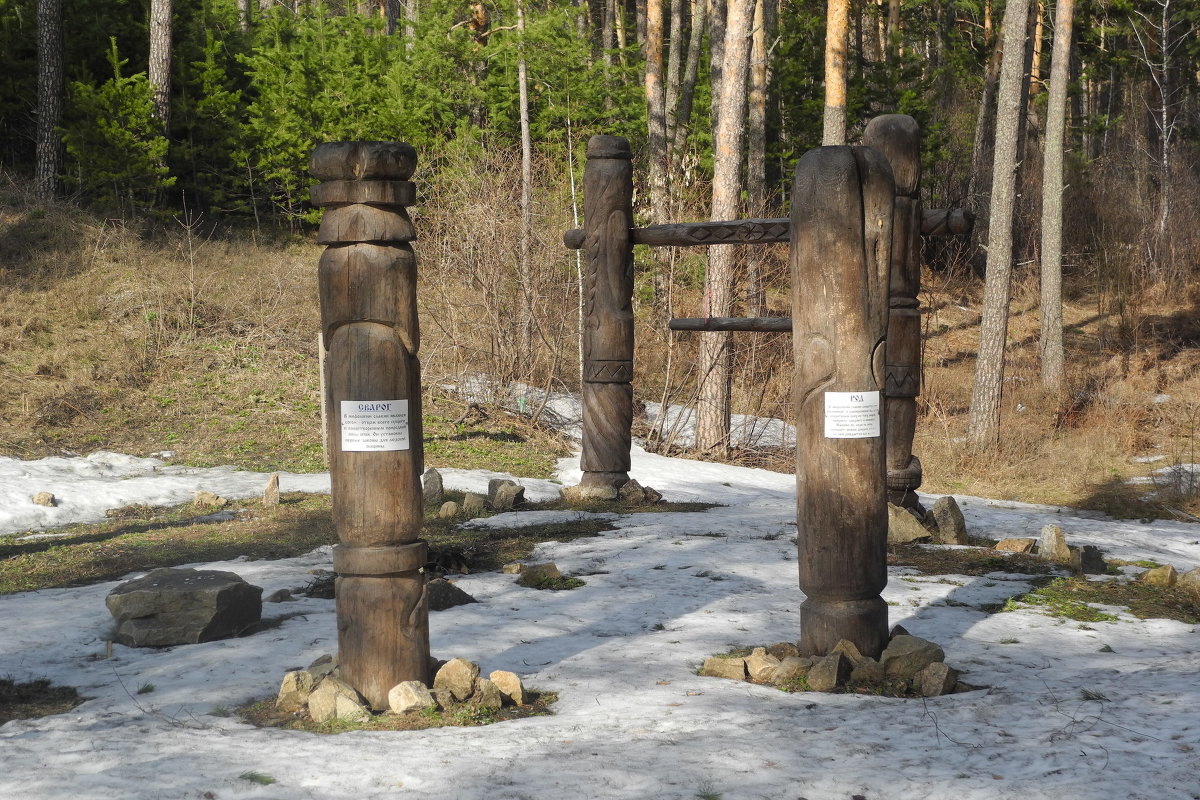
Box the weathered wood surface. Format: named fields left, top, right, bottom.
left=579, top=135, right=635, bottom=489
left=791, top=145, right=893, bottom=659
left=864, top=114, right=924, bottom=511
left=668, top=316, right=792, bottom=332
left=312, top=140, right=429, bottom=708
left=562, top=208, right=971, bottom=250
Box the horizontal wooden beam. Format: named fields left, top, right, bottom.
left=668, top=316, right=793, bottom=332
left=562, top=208, right=974, bottom=250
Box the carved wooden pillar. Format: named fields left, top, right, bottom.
left=791, top=145, right=894, bottom=659
left=864, top=114, right=925, bottom=513
left=310, top=141, right=430, bottom=709
left=579, top=135, right=635, bottom=491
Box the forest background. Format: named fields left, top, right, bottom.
left=2, top=0, right=1200, bottom=518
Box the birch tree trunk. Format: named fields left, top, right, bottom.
left=966, top=0, right=1031, bottom=449
left=237, top=0, right=251, bottom=31
left=696, top=0, right=754, bottom=456
left=148, top=0, right=173, bottom=132
left=823, top=0, right=850, bottom=145
left=34, top=0, right=64, bottom=201
left=1039, top=0, right=1074, bottom=393
left=517, top=0, right=534, bottom=363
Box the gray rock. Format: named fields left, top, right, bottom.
left=888, top=503, right=931, bottom=544
left=423, top=468, right=444, bottom=505
left=642, top=485, right=663, bottom=504
left=433, top=657, right=480, bottom=701
left=619, top=479, right=662, bottom=505
left=462, top=492, right=487, bottom=516
left=427, top=578, right=477, bottom=611
left=772, top=656, right=813, bottom=686
left=487, top=478, right=516, bottom=506
left=745, top=647, right=782, bottom=682
left=471, top=677, right=503, bottom=710
left=701, top=656, right=747, bottom=680
left=848, top=657, right=884, bottom=686
left=994, top=537, right=1037, bottom=553
left=880, top=635, right=945, bottom=681
left=265, top=588, right=293, bottom=603
left=1140, top=564, right=1178, bottom=586
left=1071, top=545, right=1108, bottom=575
left=930, top=496, right=968, bottom=545
left=106, top=567, right=263, bottom=647
left=307, top=654, right=338, bottom=681
left=830, top=639, right=868, bottom=667
left=1178, top=567, right=1200, bottom=598
left=432, top=688, right=455, bottom=710
left=489, top=670, right=525, bottom=706
left=501, top=563, right=523, bottom=574
left=916, top=661, right=959, bottom=697
left=263, top=473, right=280, bottom=507
left=561, top=483, right=619, bottom=502
left=807, top=652, right=851, bottom=692
left=31, top=491, right=56, bottom=507
left=492, top=482, right=526, bottom=511
left=1038, top=524, right=1072, bottom=563
left=388, top=681, right=437, bottom=714
left=192, top=490, right=228, bottom=508
left=889, top=624, right=911, bottom=640
left=765, top=642, right=800, bottom=661
left=308, top=677, right=368, bottom=724
left=276, top=669, right=316, bottom=712
left=438, top=501, right=460, bottom=519
left=517, top=563, right=561, bottom=587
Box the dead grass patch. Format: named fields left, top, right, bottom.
left=0, top=678, right=84, bottom=724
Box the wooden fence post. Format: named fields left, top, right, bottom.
left=791, top=145, right=894, bottom=658
left=864, top=114, right=924, bottom=512
left=310, top=141, right=430, bottom=709
left=579, top=135, right=635, bottom=492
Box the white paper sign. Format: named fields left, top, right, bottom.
left=340, top=400, right=410, bottom=452
left=823, top=391, right=880, bottom=439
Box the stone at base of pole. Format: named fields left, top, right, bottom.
left=798, top=596, right=889, bottom=660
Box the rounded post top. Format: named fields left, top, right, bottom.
left=587, top=135, right=632, bottom=160
left=311, top=141, right=418, bottom=182
left=862, top=115, right=921, bottom=196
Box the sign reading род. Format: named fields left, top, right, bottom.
left=823, top=391, right=880, bottom=439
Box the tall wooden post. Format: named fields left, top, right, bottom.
left=579, top=135, right=635, bottom=491
left=864, top=114, right=925, bottom=513
left=310, top=141, right=430, bottom=709
left=791, top=146, right=894, bottom=658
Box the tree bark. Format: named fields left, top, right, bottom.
left=237, top=0, right=251, bottom=31
left=823, top=0, right=850, bottom=145
left=669, top=0, right=704, bottom=172
left=967, top=0, right=1031, bottom=449
left=148, top=0, right=173, bottom=132
left=517, top=0, right=534, bottom=363
left=744, top=0, right=775, bottom=316
left=34, top=0, right=64, bottom=201
left=696, top=0, right=754, bottom=457
left=1038, top=0, right=1073, bottom=394
left=645, top=0, right=669, bottom=223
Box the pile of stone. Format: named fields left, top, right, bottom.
left=277, top=655, right=528, bottom=724
left=421, top=469, right=528, bottom=518
left=887, top=496, right=969, bottom=546
left=993, top=524, right=1108, bottom=574
left=561, top=478, right=662, bottom=505
left=1139, top=563, right=1200, bottom=596
left=700, top=628, right=969, bottom=698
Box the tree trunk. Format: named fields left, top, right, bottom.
left=148, top=0, right=173, bottom=132
left=708, top=0, right=727, bottom=139
left=34, top=0, right=64, bottom=201
left=665, top=0, right=685, bottom=137
left=744, top=0, right=775, bottom=316
left=967, top=0, right=1031, bottom=449
left=823, top=0, right=850, bottom=145
left=517, top=0, right=534, bottom=363
left=1039, top=0, right=1073, bottom=394
left=696, top=0, right=754, bottom=457
left=404, top=0, right=416, bottom=45
left=669, top=0, right=704, bottom=171
left=237, top=0, right=251, bottom=31
left=645, top=0, right=669, bottom=223
left=967, top=18, right=1005, bottom=272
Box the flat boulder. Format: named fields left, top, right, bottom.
left=880, top=635, right=945, bottom=682
left=106, top=567, right=263, bottom=648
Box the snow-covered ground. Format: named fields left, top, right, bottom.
left=2, top=447, right=1199, bottom=799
